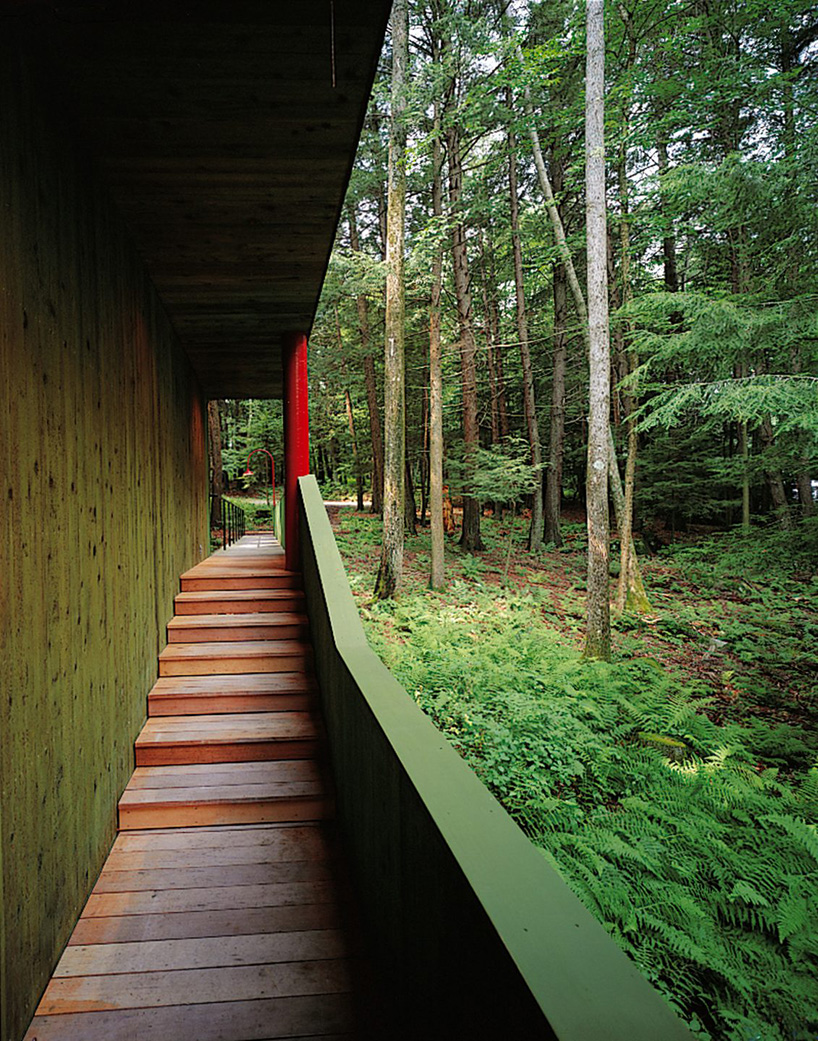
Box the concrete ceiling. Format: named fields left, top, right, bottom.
left=16, top=1, right=391, bottom=399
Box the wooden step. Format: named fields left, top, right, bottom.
left=174, top=589, right=306, bottom=615
left=148, top=674, right=318, bottom=716
left=134, top=712, right=321, bottom=766
left=179, top=558, right=300, bottom=593
left=158, top=640, right=311, bottom=676
left=167, top=613, right=309, bottom=643
left=119, top=761, right=332, bottom=829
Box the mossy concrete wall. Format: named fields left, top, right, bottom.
left=0, top=40, right=208, bottom=1041
left=298, top=475, right=694, bottom=1041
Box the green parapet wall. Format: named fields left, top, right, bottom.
left=297, top=474, right=694, bottom=1041
left=273, top=495, right=285, bottom=547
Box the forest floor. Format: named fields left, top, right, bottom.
left=329, top=505, right=818, bottom=745
left=328, top=503, right=818, bottom=1041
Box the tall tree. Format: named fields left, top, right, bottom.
left=429, top=88, right=446, bottom=590
left=348, top=206, right=385, bottom=514
left=375, top=0, right=408, bottom=599
left=508, top=110, right=544, bottom=551
left=584, top=0, right=611, bottom=660
left=443, top=23, right=484, bottom=553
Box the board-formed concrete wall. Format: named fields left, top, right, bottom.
left=0, top=40, right=208, bottom=1041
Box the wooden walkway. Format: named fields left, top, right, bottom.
left=25, top=535, right=381, bottom=1040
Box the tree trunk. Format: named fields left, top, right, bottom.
left=760, top=416, right=792, bottom=528
left=584, top=0, right=611, bottom=660
left=207, top=399, right=224, bottom=528
left=612, top=21, right=649, bottom=616
left=544, top=147, right=568, bottom=547
left=508, top=114, right=544, bottom=551
left=345, top=389, right=364, bottom=512
left=656, top=134, right=680, bottom=296
left=429, top=94, right=445, bottom=589
left=478, top=230, right=501, bottom=446
left=484, top=225, right=509, bottom=440
left=348, top=206, right=384, bottom=514
left=446, top=108, right=483, bottom=552
left=517, top=43, right=590, bottom=346
left=405, top=459, right=418, bottom=535
left=335, top=306, right=365, bottom=511
left=374, top=0, right=407, bottom=599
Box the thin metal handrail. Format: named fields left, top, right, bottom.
left=212, top=496, right=246, bottom=549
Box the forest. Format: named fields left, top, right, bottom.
left=210, top=2, right=818, bottom=1038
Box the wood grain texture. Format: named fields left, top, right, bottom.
left=0, top=35, right=208, bottom=1041
left=20, top=538, right=385, bottom=1038
left=23, top=994, right=357, bottom=1041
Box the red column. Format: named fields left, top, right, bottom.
left=282, top=331, right=310, bottom=572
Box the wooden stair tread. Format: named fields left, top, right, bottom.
left=167, top=615, right=309, bottom=643
left=169, top=613, right=308, bottom=628
left=148, top=674, right=318, bottom=716
left=127, top=761, right=321, bottom=788
left=160, top=640, right=309, bottom=658
left=158, top=640, right=311, bottom=676
left=150, top=675, right=317, bottom=694
left=136, top=713, right=318, bottom=743
left=174, top=589, right=305, bottom=614
left=120, top=781, right=324, bottom=808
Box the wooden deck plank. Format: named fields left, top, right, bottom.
left=120, top=781, right=323, bottom=804
left=23, top=538, right=385, bottom=1038
left=158, top=639, right=311, bottom=675
left=110, top=822, right=329, bottom=850
left=104, top=835, right=332, bottom=870
left=174, top=588, right=306, bottom=614
left=24, top=994, right=356, bottom=1041
left=92, top=859, right=333, bottom=893
left=82, top=880, right=338, bottom=917
left=149, top=674, right=317, bottom=695
left=69, top=903, right=344, bottom=945
left=37, top=959, right=356, bottom=1014
left=133, top=740, right=321, bottom=766
left=148, top=673, right=318, bottom=714
left=167, top=613, right=309, bottom=642
left=118, top=796, right=331, bottom=829
left=137, top=711, right=316, bottom=733
left=126, top=760, right=321, bottom=789
left=55, top=929, right=351, bottom=976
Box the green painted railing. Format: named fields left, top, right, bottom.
left=297, top=474, right=693, bottom=1041
left=273, top=494, right=284, bottom=546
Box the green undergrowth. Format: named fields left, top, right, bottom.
left=333, top=511, right=818, bottom=1041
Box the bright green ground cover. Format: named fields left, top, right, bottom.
left=332, top=508, right=818, bottom=1041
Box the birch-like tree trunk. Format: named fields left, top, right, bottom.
left=584, top=0, right=611, bottom=660
left=374, top=0, right=408, bottom=599
left=429, top=95, right=445, bottom=589
left=516, top=36, right=648, bottom=606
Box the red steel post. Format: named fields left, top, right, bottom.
left=282, top=331, right=310, bottom=571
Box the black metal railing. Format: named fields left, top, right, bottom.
left=215, top=497, right=246, bottom=549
